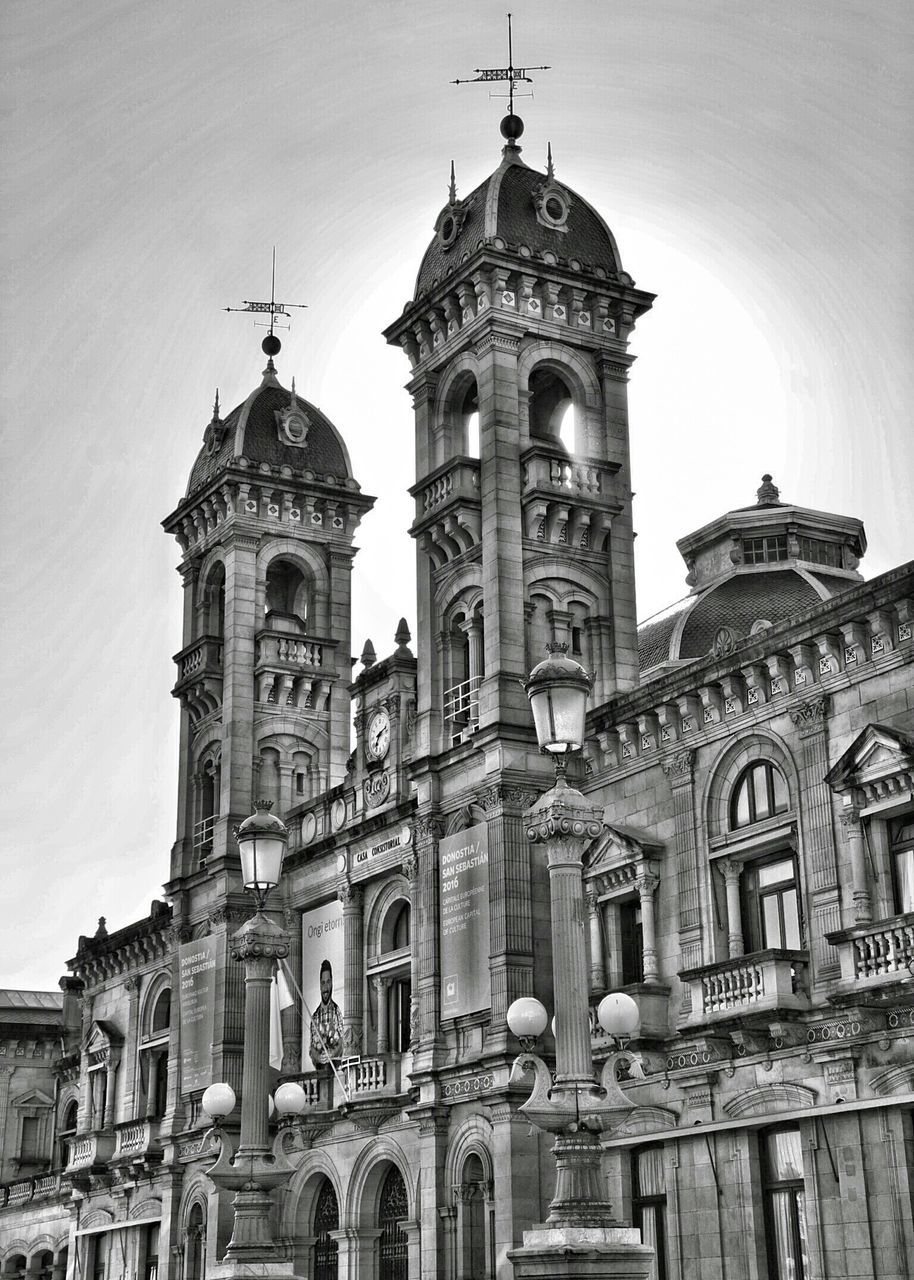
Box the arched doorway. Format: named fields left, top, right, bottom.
left=377, top=1165, right=408, bottom=1280
left=313, top=1177, right=339, bottom=1280
left=185, top=1202, right=206, bottom=1280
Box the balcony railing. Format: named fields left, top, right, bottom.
left=256, top=632, right=329, bottom=670
left=65, top=1131, right=116, bottom=1172
left=444, top=675, right=481, bottom=738
left=112, top=1118, right=161, bottom=1162
left=679, top=950, right=809, bottom=1025
left=193, top=814, right=216, bottom=853
left=412, top=458, right=481, bottom=522
left=827, top=912, right=914, bottom=989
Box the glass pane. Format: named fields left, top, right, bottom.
left=767, top=1190, right=802, bottom=1279
left=889, top=815, right=914, bottom=847
left=768, top=1129, right=804, bottom=1181
left=758, top=858, right=794, bottom=889
left=733, top=779, right=751, bottom=828
left=762, top=894, right=783, bottom=948
left=771, top=767, right=789, bottom=814
left=638, top=1205, right=660, bottom=1280
left=895, top=849, right=914, bottom=913
left=782, top=890, right=801, bottom=949
left=753, top=765, right=771, bottom=820
left=636, top=1147, right=665, bottom=1197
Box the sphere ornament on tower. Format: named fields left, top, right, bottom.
left=501, top=111, right=525, bottom=141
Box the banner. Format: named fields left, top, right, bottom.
left=439, top=822, right=490, bottom=1017
left=178, top=935, right=221, bottom=1093
left=301, top=901, right=345, bottom=1068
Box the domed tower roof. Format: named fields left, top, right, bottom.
left=185, top=362, right=356, bottom=499
left=414, top=140, right=626, bottom=301
left=638, top=475, right=867, bottom=677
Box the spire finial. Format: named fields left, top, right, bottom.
left=211, top=388, right=221, bottom=422
left=224, top=248, right=307, bottom=363
left=290, top=376, right=296, bottom=403
left=756, top=474, right=781, bottom=505
left=448, top=160, right=457, bottom=206
left=451, top=13, right=549, bottom=149
left=546, top=141, right=554, bottom=180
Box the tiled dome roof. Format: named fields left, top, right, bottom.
left=414, top=149, right=624, bottom=300
left=186, top=369, right=353, bottom=497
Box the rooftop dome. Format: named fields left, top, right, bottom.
left=414, top=142, right=626, bottom=300
left=186, top=363, right=355, bottom=498
left=637, top=476, right=867, bottom=677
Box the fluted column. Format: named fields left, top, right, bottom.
left=374, top=977, right=390, bottom=1054
left=841, top=808, right=872, bottom=924
left=230, top=912, right=289, bottom=1158
left=586, top=890, right=606, bottom=992
left=790, top=696, right=841, bottom=978
left=412, top=814, right=444, bottom=1065
left=403, top=851, right=420, bottom=1047
left=636, top=871, right=661, bottom=983
left=662, top=750, right=702, bottom=977
left=719, top=859, right=744, bottom=958
left=338, top=882, right=364, bottom=1056
left=103, top=1053, right=119, bottom=1128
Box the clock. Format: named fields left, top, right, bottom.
left=366, top=708, right=391, bottom=760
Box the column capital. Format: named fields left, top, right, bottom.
left=717, top=857, right=743, bottom=886
left=635, top=871, right=660, bottom=899
left=789, top=695, right=830, bottom=735
left=478, top=782, right=540, bottom=814
left=230, top=911, right=290, bottom=964
left=412, top=814, right=443, bottom=843
left=337, top=880, right=363, bottom=909
left=662, top=749, right=695, bottom=785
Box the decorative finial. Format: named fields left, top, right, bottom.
left=546, top=141, right=554, bottom=180
left=224, top=247, right=307, bottom=362
left=395, top=618, right=412, bottom=653
left=448, top=160, right=457, bottom=206
left=254, top=799, right=274, bottom=811
left=211, top=389, right=221, bottom=422
left=361, top=639, right=376, bottom=669
left=756, top=474, right=781, bottom=505
left=452, top=13, right=549, bottom=149
left=95, top=917, right=108, bottom=940
left=290, top=377, right=296, bottom=404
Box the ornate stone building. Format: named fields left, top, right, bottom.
left=1, top=118, right=913, bottom=1280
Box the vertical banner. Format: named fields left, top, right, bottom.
left=301, top=901, right=345, bottom=1067
left=439, top=822, right=490, bottom=1017
left=178, top=935, right=221, bottom=1092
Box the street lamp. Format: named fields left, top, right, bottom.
left=202, top=800, right=299, bottom=1270
left=506, top=647, right=653, bottom=1278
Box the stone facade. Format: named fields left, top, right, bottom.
left=2, top=128, right=913, bottom=1280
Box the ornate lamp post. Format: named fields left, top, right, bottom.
left=506, top=645, right=653, bottom=1279
left=201, top=801, right=307, bottom=1273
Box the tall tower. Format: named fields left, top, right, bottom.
left=385, top=119, right=654, bottom=762
left=162, top=349, right=374, bottom=892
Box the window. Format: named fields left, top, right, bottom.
left=632, top=1147, right=668, bottom=1280
left=889, top=815, right=914, bottom=914
left=296, top=771, right=305, bottom=796
left=797, top=536, right=843, bottom=568
left=457, top=1153, right=489, bottom=1279
left=19, top=1116, right=41, bottom=1162
left=742, top=856, right=802, bottom=951
left=185, top=1204, right=206, bottom=1280
left=762, top=1128, right=809, bottom=1280
left=731, top=761, right=789, bottom=829
left=620, top=900, right=644, bottom=985
left=141, top=1225, right=159, bottom=1280
left=58, top=1099, right=78, bottom=1168
left=264, top=559, right=308, bottom=629
left=743, top=534, right=788, bottom=564
left=140, top=986, right=171, bottom=1120
left=378, top=1166, right=408, bottom=1280
left=313, top=1178, right=339, bottom=1280
left=529, top=367, right=574, bottom=449
left=571, top=626, right=583, bottom=656
left=390, top=902, right=410, bottom=951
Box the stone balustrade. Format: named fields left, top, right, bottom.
left=828, top=912, right=914, bottom=990
left=522, top=449, right=609, bottom=498
left=679, top=950, right=809, bottom=1026
left=172, top=635, right=224, bottom=721
left=112, top=1118, right=160, bottom=1161
left=0, top=1174, right=62, bottom=1208
left=66, top=1131, right=116, bottom=1172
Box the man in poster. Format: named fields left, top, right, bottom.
left=309, top=958, right=343, bottom=1066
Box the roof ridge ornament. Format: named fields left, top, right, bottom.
left=224, top=247, right=307, bottom=367
left=756, top=473, right=781, bottom=505
left=451, top=13, right=550, bottom=155
left=546, top=141, right=554, bottom=180
left=448, top=160, right=458, bottom=206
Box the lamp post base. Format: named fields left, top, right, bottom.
left=209, top=1262, right=302, bottom=1280
left=509, top=1226, right=653, bottom=1280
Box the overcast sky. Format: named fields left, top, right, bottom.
left=2, top=0, right=911, bottom=991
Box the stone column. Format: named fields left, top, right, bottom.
left=719, top=860, right=744, bottom=958
left=338, top=883, right=364, bottom=1057
left=0, top=1064, right=14, bottom=1182
left=840, top=808, right=872, bottom=925
left=145, top=1052, right=160, bottom=1120
left=373, top=977, right=390, bottom=1054
left=122, top=975, right=141, bottom=1119
left=602, top=901, right=623, bottom=990
left=414, top=1105, right=449, bottom=1279
left=438, top=1206, right=457, bottom=1280
left=402, top=852, right=420, bottom=1047
left=76, top=995, right=93, bottom=1133
left=103, top=1051, right=119, bottom=1128
left=586, top=891, right=606, bottom=992
left=281, top=907, right=302, bottom=1074
left=636, top=871, right=661, bottom=983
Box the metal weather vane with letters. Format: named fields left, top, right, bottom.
left=224, top=248, right=307, bottom=351
left=452, top=12, right=550, bottom=112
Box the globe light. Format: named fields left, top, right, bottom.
left=506, top=996, right=549, bottom=1042
left=268, top=1095, right=275, bottom=1119
left=235, top=801, right=289, bottom=903
left=597, top=992, right=640, bottom=1041
left=274, top=1082, right=308, bottom=1116
left=201, top=1082, right=236, bottom=1121
left=524, top=644, right=593, bottom=755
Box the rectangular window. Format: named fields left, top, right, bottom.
left=889, top=815, right=914, bottom=914
left=620, top=900, right=644, bottom=985
left=295, top=772, right=305, bottom=796
left=797, top=536, right=843, bottom=568
left=743, top=535, right=788, bottom=565
left=743, top=856, right=802, bottom=952
left=632, top=1146, right=668, bottom=1280
left=19, top=1116, right=40, bottom=1161
left=763, top=1128, right=809, bottom=1280
left=571, top=626, right=583, bottom=655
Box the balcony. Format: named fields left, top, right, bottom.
left=65, top=1131, right=116, bottom=1173
left=111, top=1118, right=162, bottom=1166
left=255, top=631, right=338, bottom=708
left=679, top=950, right=809, bottom=1026
left=591, top=985, right=670, bottom=1047
left=410, top=458, right=481, bottom=567
left=827, top=912, right=914, bottom=992
left=444, top=675, right=481, bottom=744
left=172, top=635, right=223, bottom=721
left=0, top=1174, right=62, bottom=1208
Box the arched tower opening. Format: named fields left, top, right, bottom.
left=265, top=559, right=309, bottom=631
left=529, top=367, right=575, bottom=452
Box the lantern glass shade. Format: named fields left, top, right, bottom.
left=525, top=649, right=592, bottom=754
left=201, top=1082, right=236, bottom=1120
left=597, top=992, right=640, bottom=1038
left=274, top=1082, right=308, bottom=1116
left=239, top=831, right=286, bottom=893
left=506, top=996, right=549, bottom=1040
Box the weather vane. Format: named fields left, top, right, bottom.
left=224, top=248, right=307, bottom=358
left=452, top=13, right=550, bottom=116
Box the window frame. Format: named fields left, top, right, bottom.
left=730, top=761, right=790, bottom=831
left=761, top=1126, right=809, bottom=1280
left=741, top=852, right=804, bottom=953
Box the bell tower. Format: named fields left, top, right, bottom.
left=385, top=117, right=655, bottom=762
left=162, top=342, right=374, bottom=891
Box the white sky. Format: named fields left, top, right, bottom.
left=2, top=0, right=911, bottom=990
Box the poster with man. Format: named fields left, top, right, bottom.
left=301, top=901, right=345, bottom=1067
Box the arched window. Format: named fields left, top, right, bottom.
left=457, top=1153, right=489, bottom=1279
left=730, top=761, right=789, bottom=830
left=462, top=382, right=480, bottom=458
left=529, top=367, right=574, bottom=451
left=36, top=1253, right=53, bottom=1280
left=185, top=1203, right=206, bottom=1280
left=195, top=755, right=220, bottom=858
left=377, top=1166, right=408, bottom=1280
left=139, top=984, right=171, bottom=1120
left=371, top=899, right=412, bottom=1056
left=313, top=1178, right=339, bottom=1280
left=265, top=560, right=308, bottom=630
left=204, top=563, right=225, bottom=638
left=391, top=903, right=410, bottom=951
left=58, top=1098, right=79, bottom=1168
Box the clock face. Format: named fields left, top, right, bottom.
left=367, top=709, right=391, bottom=760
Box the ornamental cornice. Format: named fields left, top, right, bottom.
left=473, top=331, right=521, bottom=357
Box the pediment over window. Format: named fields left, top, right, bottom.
left=11, top=1088, right=54, bottom=1109
left=826, top=724, right=914, bottom=802
left=586, top=823, right=662, bottom=871
left=611, top=1105, right=679, bottom=1136
left=85, top=1019, right=123, bottom=1061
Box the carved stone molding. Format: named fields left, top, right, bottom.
left=412, top=815, right=443, bottom=843
left=401, top=852, right=419, bottom=882
left=661, top=750, right=695, bottom=784
left=478, top=783, right=539, bottom=814
left=337, top=881, right=363, bottom=909
left=789, top=696, right=830, bottom=734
